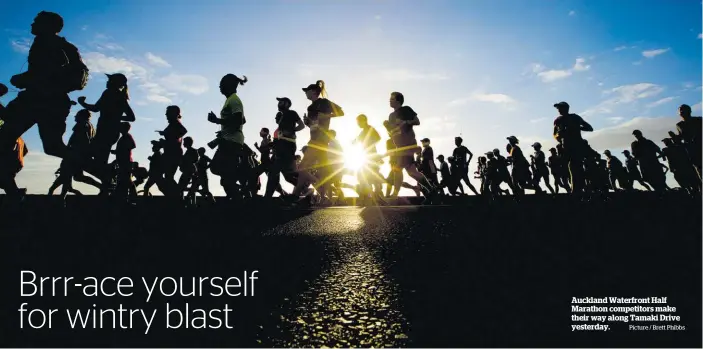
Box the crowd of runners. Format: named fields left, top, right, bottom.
left=0, top=12, right=701, bottom=207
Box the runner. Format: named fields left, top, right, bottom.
left=530, top=142, right=555, bottom=194
left=553, top=101, right=593, bottom=195
left=453, top=136, right=479, bottom=195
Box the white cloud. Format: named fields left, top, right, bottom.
left=582, top=83, right=664, bottom=116
left=379, top=69, right=449, bottom=81
left=83, top=52, right=149, bottom=79
left=584, top=116, right=679, bottom=150
left=568, top=10, right=576, bottom=16
left=646, top=96, right=678, bottom=108
left=642, top=48, right=670, bottom=58
left=145, top=52, right=171, bottom=68
left=534, top=57, right=590, bottom=82
left=693, top=103, right=702, bottom=111
left=10, top=38, right=31, bottom=53
left=470, top=93, right=516, bottom=104
left=614, top=45, right=637, bottom=52
left=698, top=33, right=702, bottom=39
left=81, top=25, right=88, bottom=31
left=606, top=116, right=625, bottom=124
left=159, top=73, right=209, bottom=95
left=529, top=117, right=547, bottom=123
left=146, top=94, right=172, bottom=104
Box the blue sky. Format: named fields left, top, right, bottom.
left=1, top=0, right=701, bottom=195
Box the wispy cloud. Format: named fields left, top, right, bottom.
left=530, top=117, right=547, bottom=123
left=646, top=96, right=677, bottom=108
left=83, top=52, right=149, bottom=79
left=10, top=38, right=31, bottom=53
left=379, top=69, right=449, bottom=82
left=568, top=10, right=576, bottom=16
left=642, top=48, right=670, bottom=58
left=582, top=83, right=664, bottom=116
left=145, top=52, right=171, bottom=68
left=88, top=33, right=124, bottom=51
left=449, top=93, right=517, bottom=109
left=693, top=103, right=702, bottom=111
left=698, top=33, right=702, bottom=39
left=159, top=73, right=209, bottom=95
left=532, top=57, right=590, bottom=83
left=606, top=116, right=625, bottom=124
left=584, top=116, right=678, bottom=150
left=146, top=94, right=173, bottom=104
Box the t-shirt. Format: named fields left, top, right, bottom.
left=509, top=145, right=529, bottom=167
left=306, top=98, right=342, bottom=144
left=548, top=155, right=562, bottom=171
left=259, top=137, right=273, bottom=164
left=220, top=93, right=245, bottom=144
left=453, top=146, right=471, bottom=168
left=68, top=120, right=95, bottom=152
left=631, top=139, right=660, bottom=163
left=26, top=36, right=69, bottom=92
left=625, top=157, right=640, bottom=174
left=553, top=113, right=587, bottom=147
left=421, top=146, right=436, bottom=173
left=440, top=162, right=451, bottom=180
left=606, top=156, right=624, bottom=172
left=276, top=110, right=302, bottom=141
left=95, top=90, right=129, bottom=128
left=356, top=126, right=381, bottom=154
left=388, top=106, right=418, bottom=146
left=164, top=121, right=187, bottom=152
left=533, top=150, right=547, bottom=168
left=148, top=152, right=163, bottom=175
left=662, top=145, right=690, bottom=172
left=676, top=117, right=702, bottom=149
left=116, top=133, right=136, bottom=164
left=197, top=155, right=211, bottom=173
left=181, top=147, right=199, bottom=172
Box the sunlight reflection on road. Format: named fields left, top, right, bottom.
left=264, top=208, right=410, bottom=347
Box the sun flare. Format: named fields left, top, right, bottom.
left=344, top=144, right=368, bottom=171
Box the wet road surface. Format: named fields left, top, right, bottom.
left=2, top=193, right=701, bottom=347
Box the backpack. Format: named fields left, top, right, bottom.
left=59, top=38, right=89, bottom=93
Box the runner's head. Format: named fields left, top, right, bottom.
left=198, top=147, right=206, bottom=156
left=276, top=97, right=292, bottom=111
left=32, top=11, right=63, bottom=36
left=492, top=148, right=500, bottom=156
left=437, top=154, right=445, bottom=162
left=661, top=138, right=673, bottom=146
left=553, top=101, right=570, bottom=116
left=603, top=149, right=611, bottom=157
left=678, top=104, right=692, bottom=120
left=622, top=149, right=631, bottom=157
left=531, top=142, right=541, bottom=150
left=454, top=136, right=463, bottom=146
left=303, top=80, right=326, bottom=101
left=105, top=73, right=129, bottom=99
left=478, top=155, right=486, bottom=164
left=260, top=128, right=270, bottom=138
left=328, top=129, right=337, bottom=139
left=356, top=114, right=369, bottom=128
left=390, top=92, right=404, bottom=109
left=166, top=105, right=181, bottom=122
left=183, top=136, right=193, bottom=148
left=632, top=129, right=643, bottom=140
left=421, top=138, right=430, bottom=147
left=74, top=109, right=91, bottom=122
left=549, top=147, right=557, bottom=154
left=506, top=135, right=519, bottom=145
left=220, top=74, right=247, bottom=96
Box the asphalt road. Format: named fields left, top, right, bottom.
left=1, top=193, right=701, bottom=347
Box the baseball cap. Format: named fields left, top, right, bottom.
left=276, top=97, right=292, bottom=105
left=437, top=154, right=444, bottom=159
left=532, top=142, right=541, bottom=148
left=421, top=138, right=430, bottom=143
left=553, top=101, right=570, bottom=109
left=302, top=83, right=321, bottom=92
left=106, top=73, right=127, bottom=84
left=632, top=129, right=642, bottom=135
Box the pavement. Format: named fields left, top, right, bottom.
left=1, top=192, right=701, bottom=347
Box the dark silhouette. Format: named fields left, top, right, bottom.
left=676, top=104, right=702, bottom=182
left=78, top=73, right=135, bottom=194
left=265, top=97, right=303, bottom=198
left=622, top=150, right=652, bottom=191
left=603, top=150, right=629, bottom=191
left=419, top=138, right=439, bottom=192
left=0, top=12, right=88, bottom=164
left=190, top=147, right=216, bottom=202
left=530, top=142, right=555, bottom=194
left=661, top=137, right=699, bottom=194
left=547, top=147, right=570, bottom=193
left=631, top=129, right=667, bottom=192
left=178, top=136, right=198, bottom=199
left=506, top=136, right=540, bottom=195
left=553, top=101, right=593, bottom=195
left=354, top=114, right=385, bottom=202
left=453, top=137, right=480, bottom=195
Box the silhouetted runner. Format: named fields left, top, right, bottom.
left=603, top=150, right=629, bottom=191
left=506, top=136, right=539, bottom=195
left=178, top=136, right=198, bottom=199
left=0, top=137, right=28, bottom=199
left=631, top=129, right=667, bottom=192
left=622, top=150, right=652, bottom=191
left=531, top=142, right=555, bottom=194
left=661, top=137, right=699, bottom=194
left=207, top=74, right=248, bottom=199
left=354, top=114, right=385, bottom=202
left=676, top=104, right=702, bottom=181
left=452, top=136, right=480, bottom=195
left=158, top=105, right=187, bottom=192
left=0, top=12, right=88, bottom=171
left=112, top=122, right=136, bottom=200
left=420, top=138, right=439, bottom=191
left=191, top=147, right=215, bottom=202
left=438, top=154, right=456, bottom=195
left=290, top=80, right=344, bottom=203
left=78, top=73, right=135, bottom=194
left=387, top=92, right=437, bottom=204
left=548, top=147, right=570, bottom=193
left=553, top=101, right=593, bottom=195
left=266, top=97, right=304, bottom=198
left=492, top=148, right=516, bottom=196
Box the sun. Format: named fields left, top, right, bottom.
left=344, top=144, right=368, bottom=171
